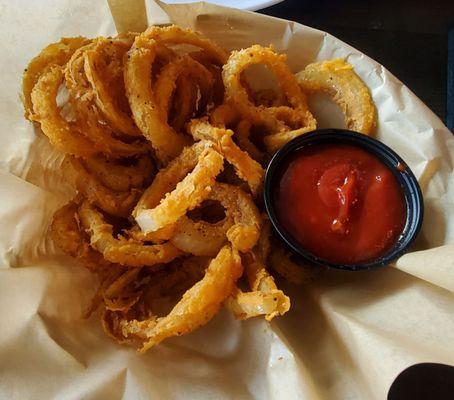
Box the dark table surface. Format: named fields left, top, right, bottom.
left=260, top=0, right=453, bottom=124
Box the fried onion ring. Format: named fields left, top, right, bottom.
left=22, top=37, right=89, bottom=120
left=132, top=141, right=214, bottom=241
left=119, top=245, right=242, bottom=352
left=102, top=256, right=208, bottom=344
left=83, top=37, right=142, bottom=137
left=65, top=45, right=146, bottom=158
left=79, top=201, right=183, bottom=267
left=222, top=45, right=316, bottom=152
left=225, top=289, right=283, bottom=320
left=225, top=275, right=290, bottom=321
left=154, top=55, right=213, bottom=120
left=188, top=119, right=264, bottom=196
left=189, top=50, right=225, bottom=106
left=169, top=75, right=198, bottom=132
left=225, top=217, right=289, bottom=320
left=65, top=157, right=142, bottom=217
left=235, top=119, right=265, bottom=163
left=170, top=182, right=260, bottom=254
left=30, top=65, right=98, bottom=158
left=83, top=155, right=154, bottom=192
left=126, top=223, right=177, bottom=244
left=215, top=183, right=261, bottom=252
left=223, top=45, right=309, bottom=124
left=296, top=58, right=376, bottom=135
left=101, top=267, right=143, bottom=312
left=170, top=214, right=232, bottom=257
left=262, top=106, right=317, bottom=153
left=209, top=102, right=239, bottom=127
left=133, top=141, right=211, bottom=230
left=50, top=199, right=110, bottom=271
left=125, top=26, right=228, bottom=164
left=135, top=145, right=224, bottom=233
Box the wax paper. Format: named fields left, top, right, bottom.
left=0, top=1, right=453, bottom=399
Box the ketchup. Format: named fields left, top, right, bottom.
left=275, top=143, right=406, bottom=264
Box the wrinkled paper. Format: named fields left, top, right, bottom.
left=0, top=1, right=453, bottom=399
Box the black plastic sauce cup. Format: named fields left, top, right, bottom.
left=264, top=129, right=424, bottom=271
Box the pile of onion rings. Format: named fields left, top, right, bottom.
left=23, top=25, right=376, bottom=352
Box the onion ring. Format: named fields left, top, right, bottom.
left=170, top=182, right=261, bottom=255
left=83, top=155, right=154, bottom=192
left=189, top=50, right=225, bottom=106
left=30, top=65, right=98, bottom=158
left=65, top=157, right=142, bottom=217
left=235, top=119, right=265, bottom=163
left=50, top=199, right=110, bottom=271
left=101, top=267, right=143, bottom=312
left=225, top=284, right=289, bottom=321
left=125, top=26, right=228, bottom=164
left=83, top=37, right=142, bottom=137
left=22, top=37, right=89, bottom=120
left=134, top=141, right=212, bottom=214
left=210, top=104, right=264, bottom=162
left=102, top=256, right=208, bottom=344
left=255, top=214, right=271, bottom=261
left=223, top=45, right=310, bottom=123
left=209, top=102, right=239, bottom=127
left=222, top=45, right=316, bottom=152
left=262, top=106, right=317, bottom=152
left=297, top=58, right=376, bottom=134
left=135, top=145, right=224, bottom=233
left=211, top=183, right=261, bottom=252
left=225, top=216, right=289, bottom=320
left=169, top=75, right=198, bottom=132
left=133, top=141, right=213, bottom=241
left=79, top=201, right=183, bottom=267
left=65, top=45, right=147, bottom=158
left=119, top=245, right=242, bottom=352
left=188, top=119, right=264, bottom=196
left=134, top=25, right=227, bottom=66
left=242, top=255, right=290, bottom=320
left=126, top=223, right=177, bottom=244
left=154, top=55, right=213, bottom=119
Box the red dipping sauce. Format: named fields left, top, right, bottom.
left=275, top=143, right=406, bottom=264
